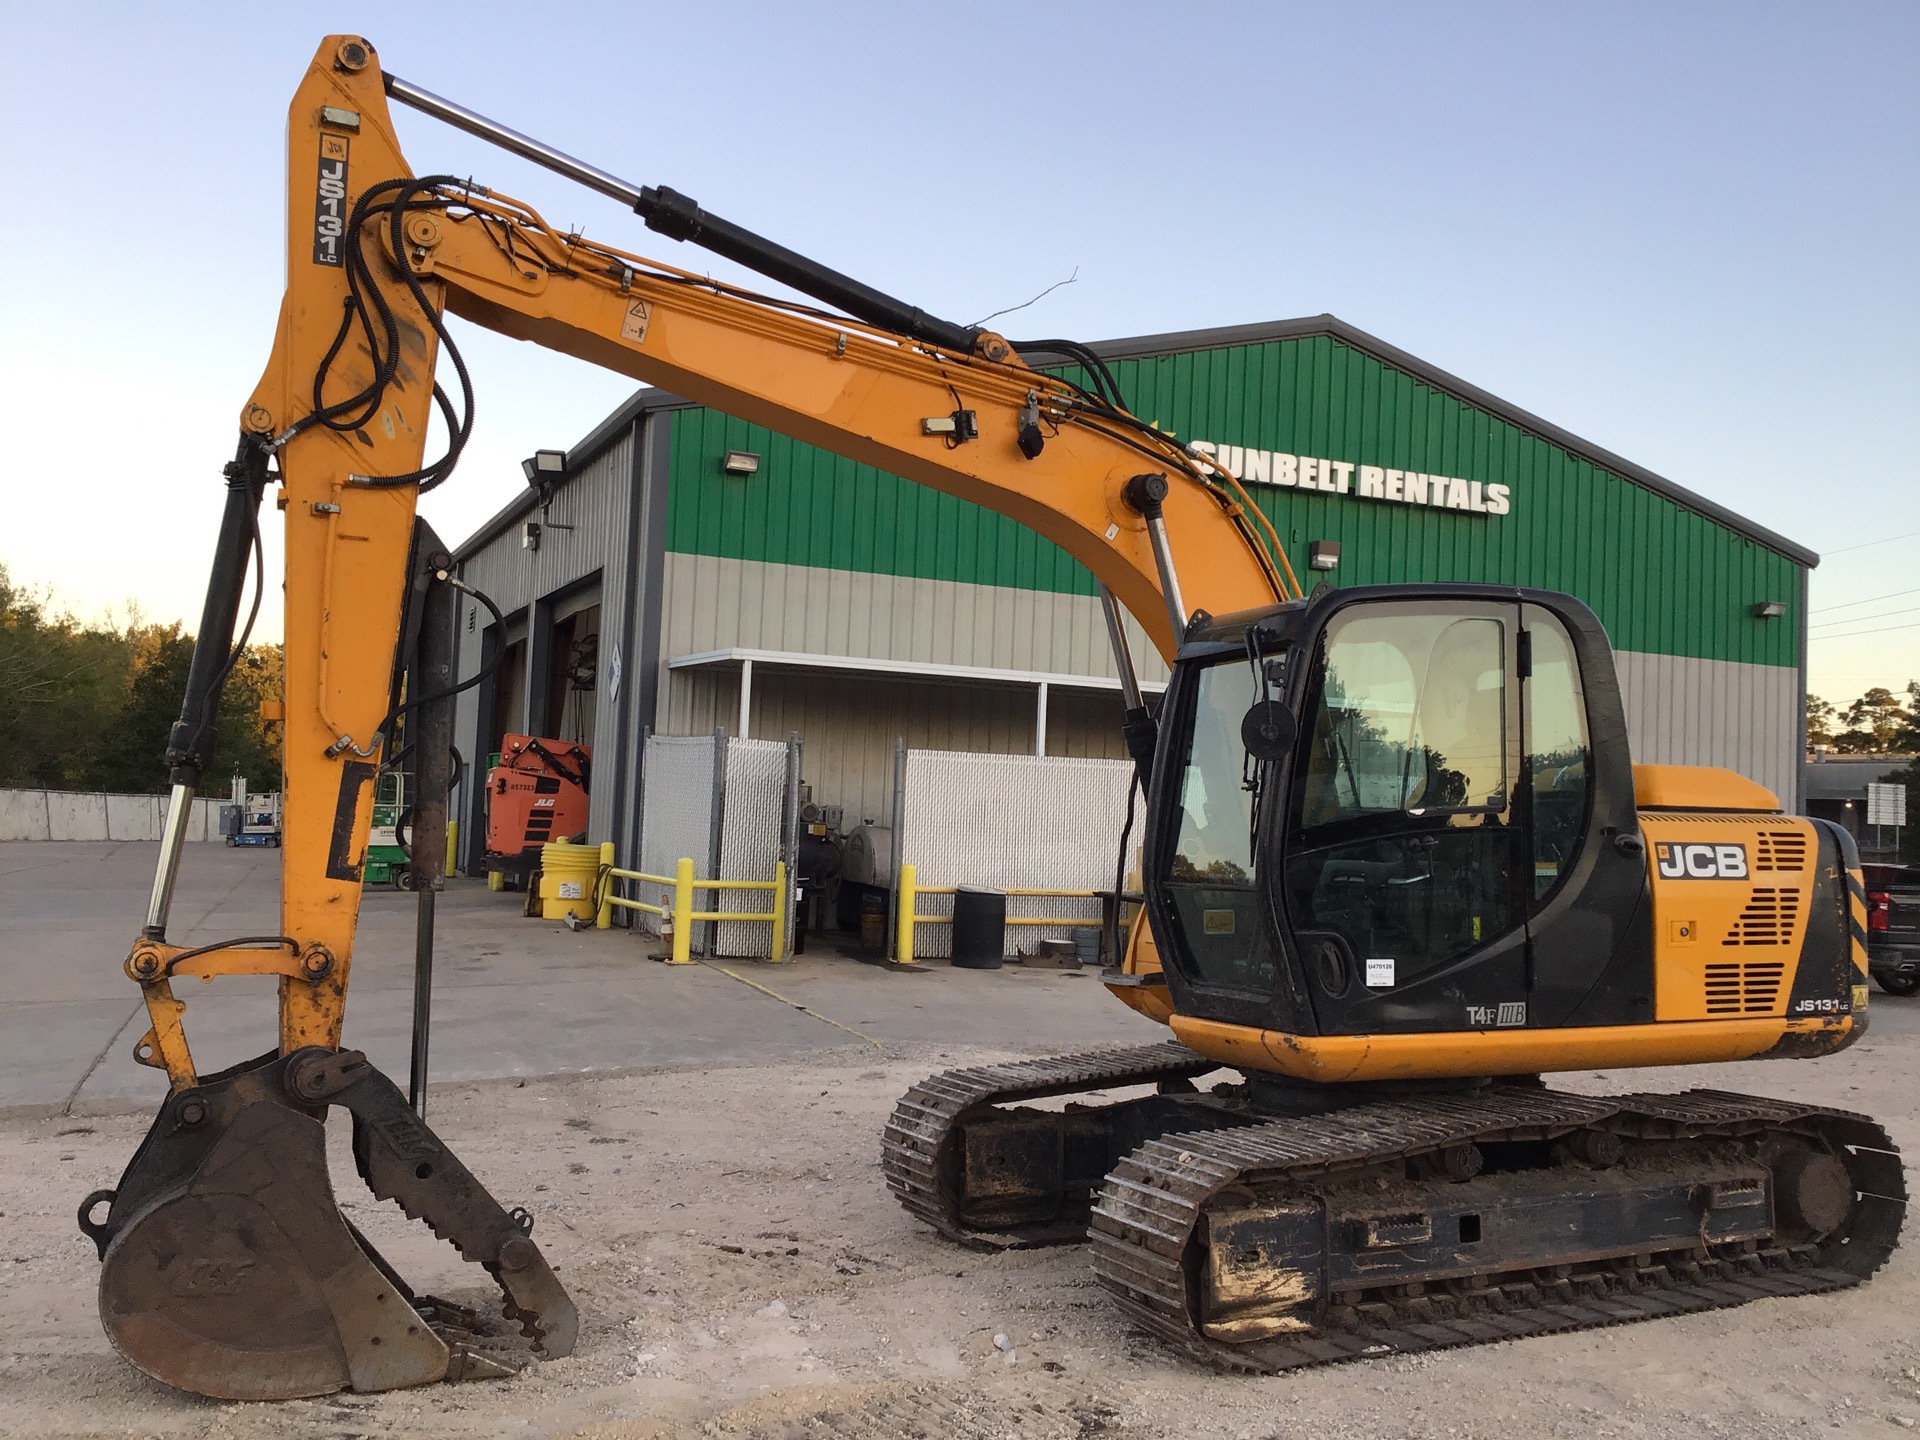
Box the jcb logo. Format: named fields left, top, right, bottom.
left=1655, top=842, right=1748, bottom=880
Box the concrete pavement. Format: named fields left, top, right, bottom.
left=0, top=841, right=1164, bottom=1115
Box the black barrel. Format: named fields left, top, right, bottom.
left=951, top=888, right=1006, bottom=970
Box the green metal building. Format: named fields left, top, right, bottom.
left=452, top=316, right=1813, bottom=868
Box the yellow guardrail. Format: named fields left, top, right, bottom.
left=598, top=843, right=789, bottom=965
left=892, top=862, right=1105, bottom=964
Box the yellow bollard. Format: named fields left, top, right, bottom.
left=670, top=856, right=695, bottom=965
left=596, top=841, right=615, bottom=929
left=770, top=860, right=789, bottom=964
left=894, top=863, right=918, bottom=964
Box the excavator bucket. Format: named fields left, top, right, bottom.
left=79, top=1049, right=574, bottom=1401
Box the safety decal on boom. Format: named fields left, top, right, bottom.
left=313, top=133, right=349, bottom=266
left=1655, top=842, right=1748, bottom=880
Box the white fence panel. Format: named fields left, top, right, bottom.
left=635, top=735, right=719, bottom=938
left=714, top=738, right=792, bottom=957
left=898, top=750, right=1132, bottom=959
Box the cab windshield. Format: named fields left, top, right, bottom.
left=1298, top=611, right=1507, bottom=828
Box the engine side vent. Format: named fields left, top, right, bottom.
left=1722, top=887, right=1800, bottom=947
left=1704, top=960, right=1787, bottom=1014
left=1754, top=830, right=1809, bottom=873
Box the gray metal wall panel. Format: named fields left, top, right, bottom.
left=1614, top=650, right=1799, bottom=806
left=661, top=668, right=1128, bottom=828
left=452, top=426, right=637, bottom=855
left=654, top=551, right=1167, bottom=689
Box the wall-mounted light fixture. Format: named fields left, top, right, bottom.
left=722, top=450, right=762, bottom=476
left=521, top=449, right=567, bottom=485
left=1308, top=539, right=1341, bottom=572
left=1752, top=600, right=1787, bottom=619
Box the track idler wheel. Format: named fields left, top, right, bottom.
left=80, top=1050, right=572, bottom=1400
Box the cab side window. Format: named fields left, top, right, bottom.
left=1523, top=611, right=1591, bottom=904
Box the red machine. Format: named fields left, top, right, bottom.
left=484, top=734, right=591, bottom=875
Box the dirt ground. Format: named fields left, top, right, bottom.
left=4, top=1015, right=1918, bottom=1439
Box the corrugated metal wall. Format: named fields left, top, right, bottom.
left=1615, top=651, right=1800, bottom=804
left=654, top=552, right=1166, bottom=682
left=452, top=423, right=644, bottom=849
left=663, top=668, right=1129, bottom=826
left=665, top=336, right=1802, bottom=670
left=1103, top=336, right=1800, bottom=668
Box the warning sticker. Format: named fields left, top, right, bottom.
left=619, top=298, right=652, bottom=344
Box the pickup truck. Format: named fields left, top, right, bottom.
left=1865, top=862, right=1920, bottom=995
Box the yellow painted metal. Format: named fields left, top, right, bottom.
left=894, top=867, right=1106, bottom=959
left=670, top=857, right=695, bottom=966
left=597, top=841, right=616, bottom=929
left=237, top=40, right=438, bottom=1058
left=1108, top=917, right=1176, bottom=1024
left=894, top=863, right=919, bottom=964
left=135, top=981, right=196, bottom=1090
left=1169, top=1011, right=1855, bottom=1083
left=770, top=861, right=789, bottom=964
left=1642, top=813, right=1818, bottom=1021
left=1634, top=764, right=1782, bottom=813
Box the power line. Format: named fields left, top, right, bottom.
left=1821, top=528, right=1920, bottom=556
left=1807, top=619, right=1920, bottom=643
left=1811, top=586, right=1920, bottom=615
left=1810, top=606, right=1918, bottom=631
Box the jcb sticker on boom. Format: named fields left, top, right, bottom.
left=1654, top=842, right=1748, bottom=880
left=312, top=133, right=349, bottom=266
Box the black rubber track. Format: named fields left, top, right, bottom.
left=1089, top=1086, right=1905, bottom=1372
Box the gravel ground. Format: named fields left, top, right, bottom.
left=3, top=1008, right=1916, bottom=1439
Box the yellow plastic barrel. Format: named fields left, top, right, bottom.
left=539, top=840, right=602, bottom=921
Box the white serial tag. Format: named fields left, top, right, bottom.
left=1365, top=957, right=1395, bottom=989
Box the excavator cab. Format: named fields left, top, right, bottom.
left=1146, top=584, right=1654, bottom=1050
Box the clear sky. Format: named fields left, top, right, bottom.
left=1, top=3, right=1913, bottom=709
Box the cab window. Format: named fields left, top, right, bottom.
left=1163, top=660, right=1272, bottom=991
left=1285, top=604, right=1520, bottom=988
left=1524, top=609, right=1591, bottom=903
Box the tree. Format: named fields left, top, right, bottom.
left=1843, top=688, right=1909, bottom=751
left=0, top=565, right=135, bottom=790
left=0, top=563, right=283, bottom=795
left=1899, top=682, right=1920, bottom=754
left=1807, top=693, right=1837, bottom=748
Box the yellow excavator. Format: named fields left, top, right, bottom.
left=81, top=34, right=1902, bottom=1400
